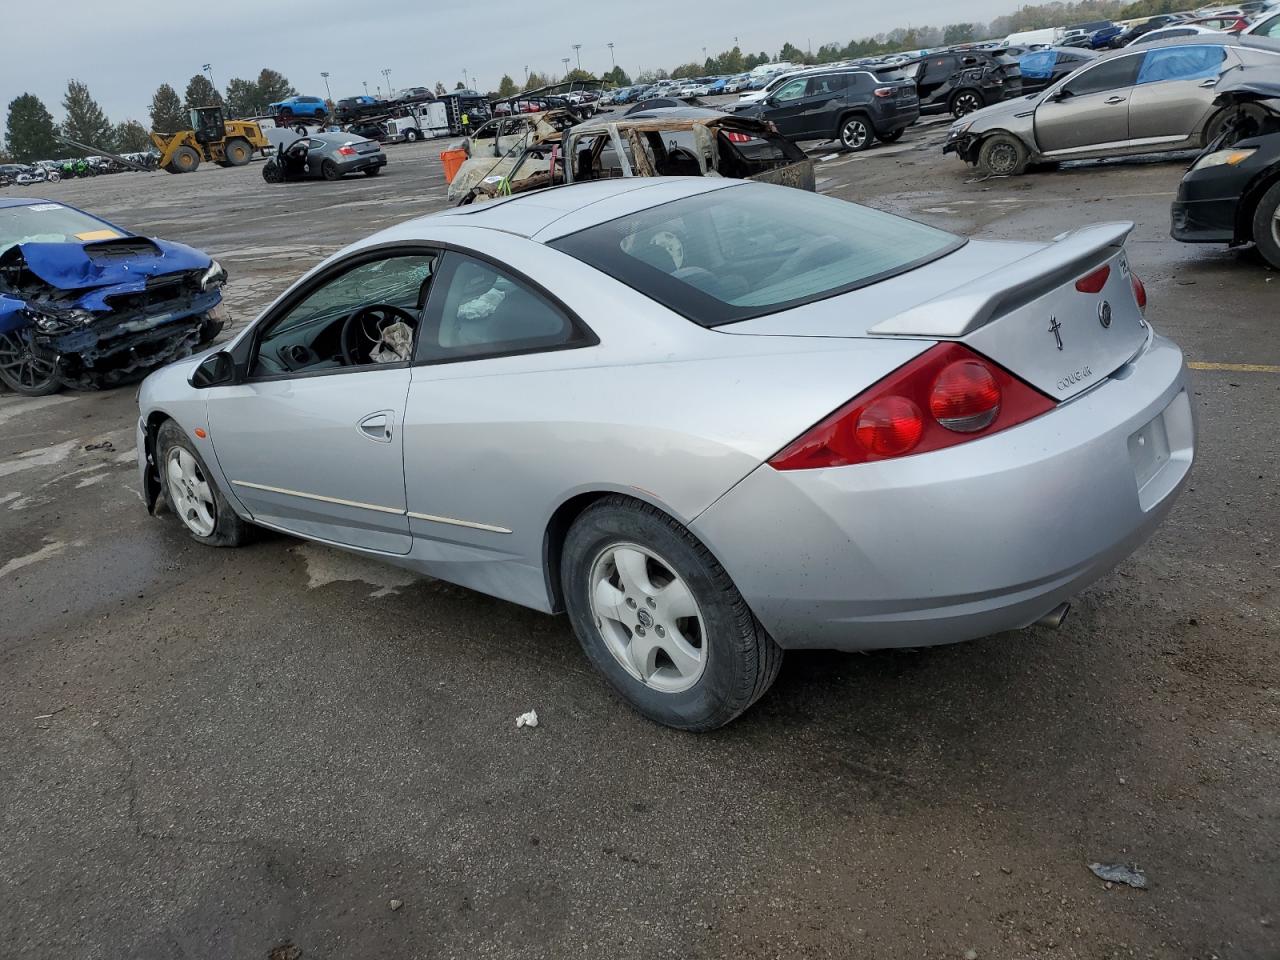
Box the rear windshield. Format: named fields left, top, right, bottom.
left=549, top=185, right=963, bottom=326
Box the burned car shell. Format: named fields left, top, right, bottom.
left=0, top=198, right=225, bottom=395
left=1171, top=67, right=1280, bottom=260
left=446, top=110, right=578, bottom=202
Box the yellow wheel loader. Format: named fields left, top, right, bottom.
left=150, top=107, right=270, bottom=174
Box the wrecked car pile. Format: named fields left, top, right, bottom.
left=452, top=108, right=814, bottom=205
left=0, top=198, right=226, bottom=395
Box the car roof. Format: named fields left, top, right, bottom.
left=0, top=197, right=48, bottom=209
left=388, top=177, right=738, bottom=243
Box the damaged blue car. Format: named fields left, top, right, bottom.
left=0, top=198, right=228, bottom=396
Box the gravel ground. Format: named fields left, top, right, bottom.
left=1, top=112, right=1277, bottom=960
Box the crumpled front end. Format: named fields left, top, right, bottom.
left=0, top=239, right=228, bottom=389
left=943, top=127, right=982, bottom=163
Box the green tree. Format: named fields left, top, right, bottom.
left=224, top=77, right=260, bottom=118
left=256, top=68, right=294, bottom=105
left=497, top=74, right=518, bottom=97
left=671, top=62, right=702, bottom=79
left=943, top=23, right=976, bottom=44
left=455, top=81, right=465, bottom=90
left=184, top=74, right=223, bottom=111
left=565, top=68, right=597, bottom=83
left=720, top=46, right=745, bottom=74
left=61, top=79, right=113, bottom=150
left=113, top=119, right=151, bottom=152
left=149, top=83, right=185, bottom=133
left=434, top=81, right=447, bottom=95
left=5, top=93, right=60, bottom=162
left=603, top=65, right=632, bottom=87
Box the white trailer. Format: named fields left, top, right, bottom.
left=377, top=102, right=451, bottom=143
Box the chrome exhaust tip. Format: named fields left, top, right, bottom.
left=1035, top=602, right=1071, bottom=630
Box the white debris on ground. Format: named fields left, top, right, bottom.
left=292, top=542, right=420, bottom=598
left=0, top=539, right=83, bottom=579
left=515, top=710, right=538, bottom=729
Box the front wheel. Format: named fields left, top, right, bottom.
left=48, top=171, right=61, bottom=182
left=839, top=115, right=875, bottom=152
left=1251, top=180, right=1280, bottom=270
left=978, top=134, right=1029, bottom=176
left=262, top=160, right=284, bottom=183
left=0, top=330, right=61, bottom=396
left=156, top=420, right=251, bottom=546
left=950, top=89, right=985, bottom=119
left=405, top=129, right=420, bottom=142
left=562, top=495, right=783, bottom=731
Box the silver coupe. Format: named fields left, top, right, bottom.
left=136, top=178, right=1195, bottom=730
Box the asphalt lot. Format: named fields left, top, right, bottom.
left=1, top=111, right=1277, bottom=960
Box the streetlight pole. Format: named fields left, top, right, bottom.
left=202, top=63, right=215, bottom=95
left=607, top=42, right=615, bottom=68
left=561, top=57, right=570, bottom=80
left=362, top=80, right=368, bottom=96
left=320, top=71, right=332, bottom=102
left=381, top=68, right=392, bottom=98
left=463, top=67, right=469, bottom=89
left=572, top=44, right=582, bottom=72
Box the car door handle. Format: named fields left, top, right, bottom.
left=1104, top=96, right=1127, bottom=104
left=1198, top=78, right=1218, bottom=88
left=358, top=411, right=393, bottom=443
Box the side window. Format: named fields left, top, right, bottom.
left=418, top=253, right=588, bottom=362
left=1062, top=55, right=1142, bottom=96
left=252, top=253, right=437, bottom=377
left=805, top=75, right=847, bottom=96
left=1136, top=45, right=1226, bottom=84
left=923, top=56, right=957, bottom=83
left=773, top=78, right=808, bottom=102
left=1256, top=13, right=1280, bottom=37
left=1021, top=50, right=1057, bottom=78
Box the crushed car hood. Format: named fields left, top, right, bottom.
left=9, top=236, right=212, bottom=293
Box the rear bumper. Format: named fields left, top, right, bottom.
left=335, top=153, right=387, bottom=174
left=692, top=334, right=1194, bottom=651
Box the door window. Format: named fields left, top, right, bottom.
left=1136, top=45, right=1226, bottom=84
left=772, top=79, right=808, bottom=103
left=252, top=253, right=437, bottom=377
left=923, top=56, right=957, bottom=84
left=1253, top=13, right=1280, bottom=37
left=417, top=253, right=588, bottom=362
left=1020, top=50, right=1056, bottom=79
left=1061, top=55, right=1142, bottom=96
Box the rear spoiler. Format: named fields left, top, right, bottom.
left=868, top=221, right=1133, bottom=338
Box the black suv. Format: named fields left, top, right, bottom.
left=733, top=69, right=919, bottom=152
left=877, top=50, right=1022, bottom=119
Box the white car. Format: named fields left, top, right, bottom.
left=737, top=68, right=823, bottom=105
left=1243, top=9, right=1280, bottom=37
left=1129, top=24, right=1227, bottom=43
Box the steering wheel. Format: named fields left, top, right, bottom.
left=340, top=304, right=418, bottom=365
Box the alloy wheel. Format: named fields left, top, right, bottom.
left=588, top=542, right=707, bottom=693
left=953, top=92, right=983, bottom=118
left=165, top=447, right=216, bottom=537
left=0, top=331, right=58, bottom=392
left=842, top=119, right=869, bottom=150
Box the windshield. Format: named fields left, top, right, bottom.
left=0, top=203, right=122, bottom=256
left=549, top=185, right=964, bottom=327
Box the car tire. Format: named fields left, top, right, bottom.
left=321, top=159, right=342, bottom=181
left=1250, top=180, right=1280, bottom=270
left=156, top=420, right=251, bottom=547
left=838, top=114, right=875, bottom=152
left=405, top=129, right=420, bottom=142
left=950, top=89, right=985, bottom=119
left=262, top=160, right=284, bottom=184
left=364, top=167, right=382, bottom=176
left=197, top=313, right=225, bottom=345
left=223, top=137, right=252, bottom=166
left=561, top=495, right=783, bottom=731
left=978, top=134, right=1029, bottom=176
left=1203, top=104, right=1268, bottom=147
left=879, top=127, right=905, bottom=143
left=0, top=330, right=61, bottom=396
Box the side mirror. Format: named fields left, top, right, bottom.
left=190, top=350, right=237, bottom=388
left=1051, top=88, right=1073, bottom=102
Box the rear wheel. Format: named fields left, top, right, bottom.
left=223, top=137, right=252, bottom=166
left=562, top=495, right=783, bottom=731
left=167, top=145, right=201, bottom=174
left=879, top=127, right=905, bottom=143
left=978, top=134, right=1029, bottom=176
left=156, top=420, right=251, bottom=547
left=950, top=89, right=985, bottom=119
left=364, top=166, right=382, bottom=176
left=0, top=330, right=61, bottom=396
left=1251, top=180, right=1280, bottom=270
left=838, top=115, right=875, bottom=152
left=321, top=159, right=341, bottom=181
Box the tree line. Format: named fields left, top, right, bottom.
left=2, top=68, right=295, bottom=163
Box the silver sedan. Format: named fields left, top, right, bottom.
left=136, top=178, right=1194, bottom=730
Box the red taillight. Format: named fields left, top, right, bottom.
left=929, top=360, right=1001, bottom=432
left=1074, top=264, right=1110, bottom=293
left=874, top=87, right=895, bottom=98
left=768, top=343, right=1055, bottom=471
left=337, top=145, right=357, bottom=156
left=855, top=396, right=924, bottom=456
left=1131, top=273, right=1147, bottom=311
left=723, top=131, right=753, bottom=143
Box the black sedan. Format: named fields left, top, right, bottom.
left=1171, top=68, right=1280, bottom=269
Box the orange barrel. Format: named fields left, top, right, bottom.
left=440, top=149, right=467, bottom=183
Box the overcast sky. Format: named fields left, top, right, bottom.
left=3, top=0, right=1021, bottom=123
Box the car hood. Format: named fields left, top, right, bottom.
left=8, top=236, right=212, bottom=292
left=958, top=93, right=1041, bottom=133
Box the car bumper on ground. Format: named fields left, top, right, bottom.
left=692, top=334, right=1194, bottom=651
